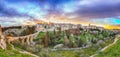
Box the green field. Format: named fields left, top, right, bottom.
left=0, top=42, right=34, bottom=57
left=0, top=48, right=33, bottom=57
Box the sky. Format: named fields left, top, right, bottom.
left=0, top=0, right=120, bottom=27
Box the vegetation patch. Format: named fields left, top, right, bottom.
left=96, top=37, right=120, bottom=57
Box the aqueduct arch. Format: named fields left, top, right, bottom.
left=0, top=25, right=39, bottom=49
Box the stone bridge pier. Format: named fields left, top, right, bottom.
left=9, top=32, right=39, bottom=45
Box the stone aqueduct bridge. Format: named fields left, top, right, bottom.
left=0, top=25, right=41, bottom=49
left=6, top=32, right=39, bottom=45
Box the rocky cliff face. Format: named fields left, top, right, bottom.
left=0, top=25, right=6, bottom=49
left=0, top=35, right=6, bottom=49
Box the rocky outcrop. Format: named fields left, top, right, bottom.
left=0, top=35, right=6, bottom=49
left=54, top=44, right=64, bottom=49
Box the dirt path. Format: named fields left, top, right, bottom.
left=90, top=35, right=120, bottom=57
left=18, top=50, right=39, bottom=57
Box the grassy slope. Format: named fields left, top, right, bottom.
left=48, top=47, right=98, bottom=57
left=0, top=48, right=34, bottom=57
left=0, top=42, right=34, bottom=57
left=96, top=37, right=120, bottom=57
left=49, top=50, right=79, bottom=57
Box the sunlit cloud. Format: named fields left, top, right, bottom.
left=0, top=0, right=120, bottom=27
left=0, top=17, right=32, bottom=27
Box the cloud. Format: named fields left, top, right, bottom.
left=0, top=0, right=33, bottom=17
left=72, top=0, right=120, bottom=18
left=1, top=0, right=120, bottom=18
left=1, top=0, right=120, bottom=26
left=0, top=17, right=32, bottom=27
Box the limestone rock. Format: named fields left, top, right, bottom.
left=54, top=44, right=64, bottom=49
left=0, top=35, right=6, bottom=49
